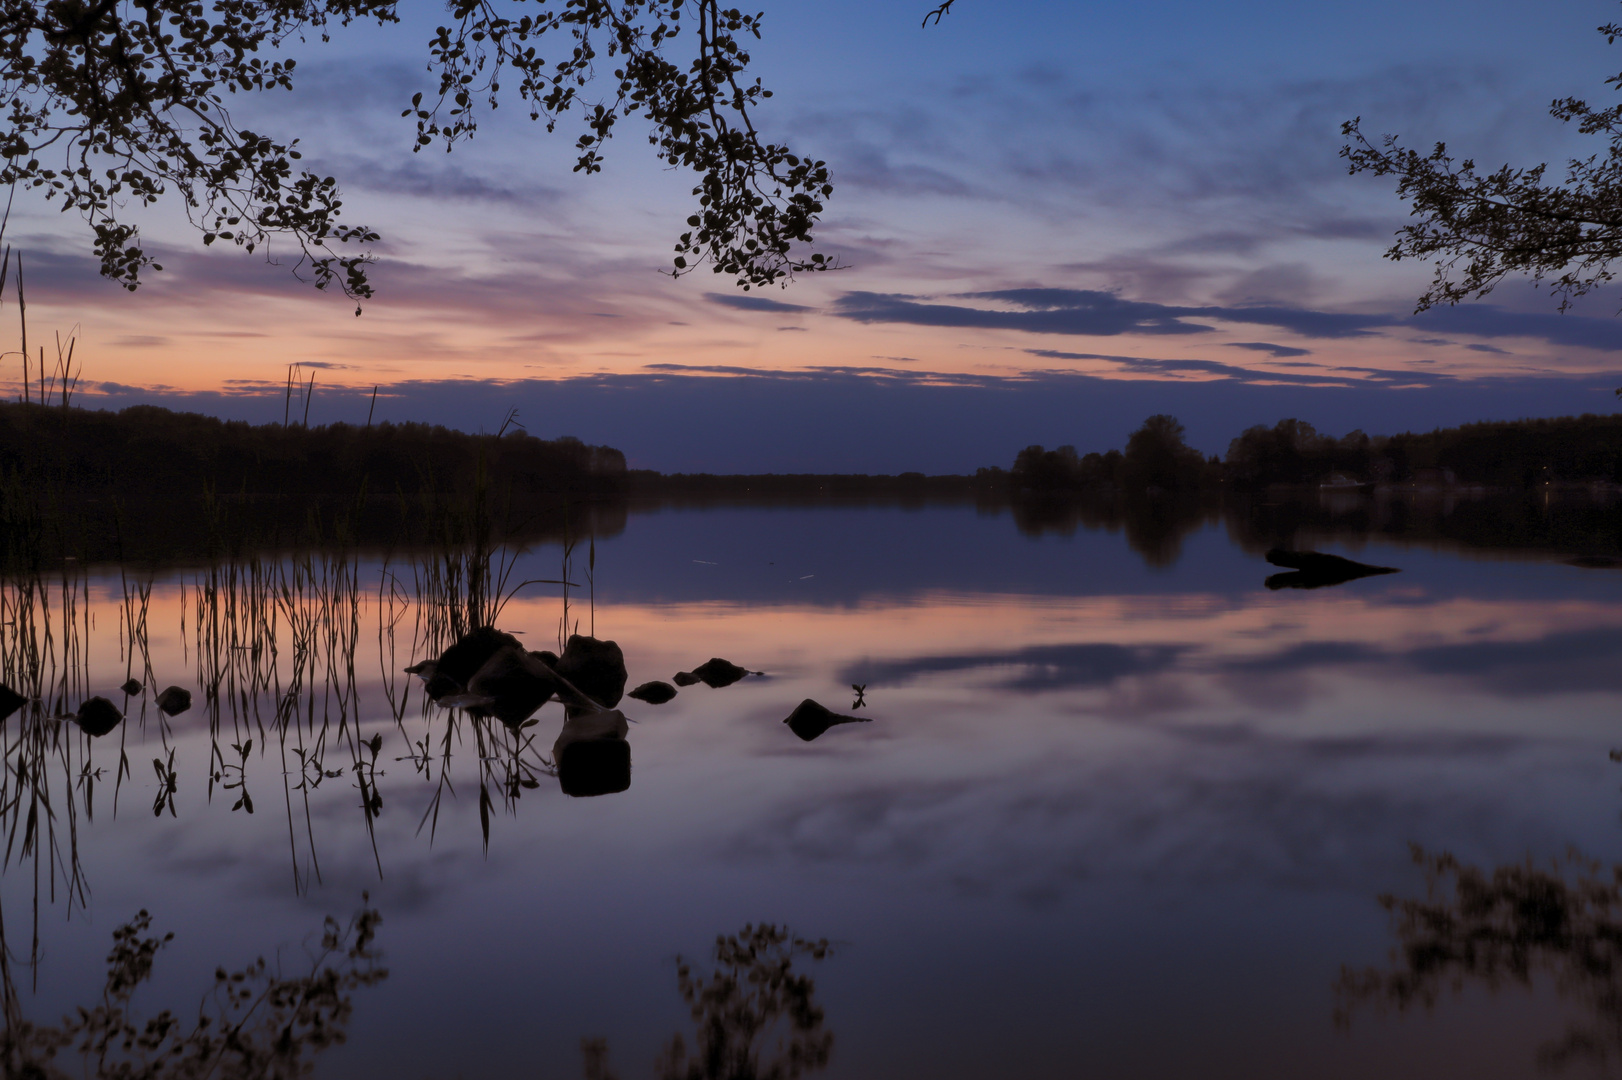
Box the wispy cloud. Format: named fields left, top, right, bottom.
left=1226, top=342, right=1313, bottom=358
left=704, top=292, right=815, bottom=314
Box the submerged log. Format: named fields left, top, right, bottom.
left=1264, top=548, right=1400, bottom=590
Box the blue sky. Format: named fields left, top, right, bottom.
left=8, top=0, right=1622, bottom=469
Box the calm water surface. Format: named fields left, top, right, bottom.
left=4, top=500, right=1622, bottom=1078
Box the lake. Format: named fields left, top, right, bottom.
left=3, top=492, right=1621, bottom=1079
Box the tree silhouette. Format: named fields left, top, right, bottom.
left=1342, top=4, right=1622, bottom=315
left=0, top=0, right=835, bottom=303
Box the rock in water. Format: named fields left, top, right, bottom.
left=555, top=635, right=628, bottom=708
left=433, top=626, right=524, bottom=690
left=424, top=672, right=462, bottom=701
left=783, top=699, right=871, bottom=742
left=155, top=686, right=192, bottom=717
left=468, top=645, right=561, bottom=726
left=554, top=710, right=631, bottom=797
left=74, top=696, right=124, bottom=737
left=0, top=683, right=26, bottom=722
left=120, top=678, right=142, bottom=696
left=672, top=671, right=701, bottom=687
left=628, top=680, right=678, bottom=705
left=690, top=658, right=752, bottom=688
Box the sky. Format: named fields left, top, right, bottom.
left=7, top=0, right=1622, bottom=472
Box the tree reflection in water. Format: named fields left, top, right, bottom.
left=0, top=897, right=385, bottom=1079
left=1336, top=845, right=1622, bottom=1070
left=585, top=924, right=835, bottom=1080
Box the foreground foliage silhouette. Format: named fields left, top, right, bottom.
left=582, top=923, right=834, bottom=1080
left=1343, top=2, right=1622, bottom=315
left=0, top=0, right=834, bottom=300
left=1337, top=846, right=1622, bottom=1071
left=0, top=898, right=386, bottom=1079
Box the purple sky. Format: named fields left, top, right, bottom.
left=6, top=0, right=1622, bottom=471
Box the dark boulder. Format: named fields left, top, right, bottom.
left=674, top=658, right=758, bottom=689
left=555, top=635, right=627, bottom=708
left=74, top=696, right=124, bottom=737
left=628, top=680, right=678, bottom=705
left=0, top=683, right=26, bottom=722
left=783, top=699, right=871, bottom=742
left=1264, top=548, right=1399, bottom=590
left=120, top=678, right=142, bottom=697
left=692, top=658, right=753, bottom=688
left=424, top=672, right=462, bottom=701
left=155, top=686, right=192, bottom=717
left=553, top=710, right=631, bottom=797
left=433, top=626, right=524, bottom=689
left=468, top=645, right=561, bottom=726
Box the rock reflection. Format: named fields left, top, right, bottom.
left=555, top=709, right=632, bottom=797
left=1337, top=845, right=1622, bottom=1070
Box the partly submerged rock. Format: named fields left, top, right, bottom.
left=404, top=658, right=437, bottom=676
left=119, top=678, right=142, bottom=697
left=1263, top=548, right=1399, bottom=590
left=628, top=680, right=677, bottom=705
left=73, top=696, right=124, bottom=737
left=693, top=658, right=753, bottom=688
left=554, top=710, right=631, bottom=797
left=783, top=699, right=872, bottom=742
left=433, top=626, right=524, bottom=689
left=0, top=682, right=26, bottom=722
left=555, top=635, right=627, bottom=708
left=468, top=645, right=561, bottom=726
left=674, top=658, right=758, bottom=689
left=155, top=686, right=192, bottom=717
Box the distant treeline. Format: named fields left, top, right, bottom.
left=0, top=402, right=627, bottom=497
left=1001, top=412, right=1622, bottom=492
